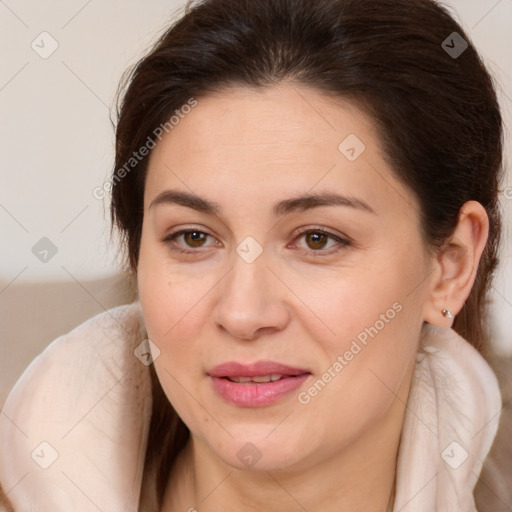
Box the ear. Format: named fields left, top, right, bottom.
left=423, top=200, right=489, bottom=328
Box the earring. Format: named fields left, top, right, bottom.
left=442, top=309, right=453, bottom=319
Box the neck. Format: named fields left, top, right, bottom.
left=162, top=367, right=413, bottom=512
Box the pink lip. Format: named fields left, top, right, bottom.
left=208, top=360, right=311, bottom=407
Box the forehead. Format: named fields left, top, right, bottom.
left=149, top=84, right=374, bottom=166
left=144, top=84, right=417, bottom=220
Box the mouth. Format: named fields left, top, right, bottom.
left=208, top=361, right=311, bottom=407
left=224, top=374, right=293, bottom=383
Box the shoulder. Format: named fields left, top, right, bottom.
left=0, top=301, right=153, bottom=511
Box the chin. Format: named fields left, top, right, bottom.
left=211, top=432, right=315, bottom=473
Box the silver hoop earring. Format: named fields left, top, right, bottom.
left=442, top=309, right=453, bottom=319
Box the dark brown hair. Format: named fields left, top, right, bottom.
left=110, top=0, right=503, bottom=506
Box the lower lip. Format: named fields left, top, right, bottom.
left=210, top=374, right=310, bottom=407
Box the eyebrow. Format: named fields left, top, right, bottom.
left=149, top=189, right=376, bottom=216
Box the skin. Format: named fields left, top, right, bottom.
left=136, top=83, right=489, bottom=511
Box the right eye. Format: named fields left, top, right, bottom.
left=163, top=229, right=220, bottom=254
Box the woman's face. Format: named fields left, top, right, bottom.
left=138, top=83, right=433, bottom=472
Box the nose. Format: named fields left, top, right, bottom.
left=213, top=252, right=290, bottom=341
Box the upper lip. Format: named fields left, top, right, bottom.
left=208, top=360, right=310, bottom=378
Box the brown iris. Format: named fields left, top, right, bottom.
left=184, top=231, right=208, bottom=247
left=305, top=232, right=328, bottom=250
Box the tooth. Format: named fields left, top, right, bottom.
left=228, top=375, right=284, bottom=383
left=251, top=375, right=272, bottom=383
left=229, top=376, right=252, bottom=383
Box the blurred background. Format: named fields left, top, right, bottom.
left=0, top=0, right=511, bottom=406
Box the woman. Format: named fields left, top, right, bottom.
left=0, top=0, right=507, bottom=510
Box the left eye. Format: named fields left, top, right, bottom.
left=292, top=229, right=350, bottom=254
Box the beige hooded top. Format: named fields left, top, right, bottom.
left=0, top=301, right=504, bottom=511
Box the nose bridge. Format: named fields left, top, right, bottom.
left=222, top=232, right=268, bottom=296
left=224, top=246, right=269, bottom=309
left=214, top=244, right=288, bottom=339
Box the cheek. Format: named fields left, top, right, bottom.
left=291, top=262, right=413, bottom=355
left=297, top=260, right=422, bottom=412
left=138, top=268, right=204, bottom=368
left=297, top=307, right=419, bottom=449
left=138, top=268, right=209, bottom=427
left=137, top=242, right=211, bottom=411
left=137, top=232, right=207, bottom=340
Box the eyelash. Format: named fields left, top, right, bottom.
left=162, top=226, right=351, bottom=257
